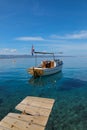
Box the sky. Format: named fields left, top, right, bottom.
left=0, top=0, right=87, bottom=55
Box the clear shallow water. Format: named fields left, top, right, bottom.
left=0, top=57, right=87, bottom=130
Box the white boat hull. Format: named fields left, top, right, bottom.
left=28, top=64, right=63, bottom=77
left=42, top=65, right=62, bottom=76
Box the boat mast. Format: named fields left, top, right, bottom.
left=31, top=45, right=35, bottom=56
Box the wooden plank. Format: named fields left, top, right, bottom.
left=16, top=103, right=51, bottom=116
left=0, top=114, right=45, bottom=130
left=20, top=101, right=53, bottom=110
left=18, top=99, right=53, bottom=109
left=7, top=113, right=48, bottom=127
left=21, top=96, right=55, bottom=104
left=15, top=96, right=55, bottom=116
left=0, top=126, right=10, bottom=130
left=0, top=97, right=55, bottom=130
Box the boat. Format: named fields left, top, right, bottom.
left=28, top=52, right=63, bottom=78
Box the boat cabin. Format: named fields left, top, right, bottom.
left=41, top=60, right=55, bottom=68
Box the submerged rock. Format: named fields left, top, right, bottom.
left=58, top=78, right=86, bottom=91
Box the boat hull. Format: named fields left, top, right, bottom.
left=43, top=65, right=62, bottom=76
left=28, top=64, right=63, bottom=77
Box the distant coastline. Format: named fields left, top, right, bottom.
left=0, top=55, right=76, bottom=59
left=0, top=55, right=32, bottom=59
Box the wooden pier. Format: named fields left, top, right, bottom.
left=0, top=96, right=55, bottom=130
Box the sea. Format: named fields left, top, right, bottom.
left=0, top=56, right=87, bottom=130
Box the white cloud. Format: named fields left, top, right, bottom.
left=15, top=30, right=87, bottom=42
left=15, top=36, right=44, bottom=41
left=15, top=36, right=64, bottom=43
left=50, top=30, right=87, bottom=39
left=10, top=49, right=17, bottom=53
left=0, top=48, right=17, bottom=54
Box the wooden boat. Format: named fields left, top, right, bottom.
left=28, top=52, right=63, bottom=77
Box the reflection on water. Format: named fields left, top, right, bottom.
left=29, top=72, right=63, bottom=87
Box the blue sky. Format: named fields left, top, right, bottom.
left=0, top=0, right=87, bottom=55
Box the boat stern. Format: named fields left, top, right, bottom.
left=28, top=67, right=44, bottom=77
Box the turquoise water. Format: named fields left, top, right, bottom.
left=0, top=57, right=87, bottom=130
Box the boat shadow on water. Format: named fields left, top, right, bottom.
left=28, top=72, right=63, bottom=87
